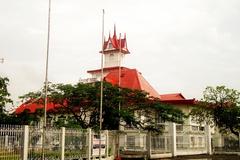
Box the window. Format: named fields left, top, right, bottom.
left=176, top=136, right=184, bottom=148
left=151, top=136, right=166, bottom=149
left=191, top=126, right=198, bottom=131
left=108, top=43, right=113, bottom=49
left=198, top=137, right=203, bottom=147
left=190, top=137, right=196, bottom=148
left=127, top=136, right=135, bottom=149
left=199, top=126, right=205, bottom=131
left=158, top=137, right=165, bottom=149
left=176, top=125, right=183, bottom=131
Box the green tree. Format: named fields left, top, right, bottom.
left=0, top=76, right=12, bottom=113
left=0, top=76, right=17, bottom=124
left=0, top=76, right=42, bottom=125
left=20, top=82, right=186, bottom=132
left=191, top=86, right=240, bottom=137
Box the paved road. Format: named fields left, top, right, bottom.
left=160, top=154, right=240, bottom=160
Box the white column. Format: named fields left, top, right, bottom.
left=205, top=124, right=212, bottom=155
left=170, top=122, right=176, bottom=157
left=239, top=132, right=240, bottom=148
left=87, top=128, right=92, bottom=160
left=4, top=135, right=8, bottom=147
left=105, top=130, right=109, bottom=157
left=61, top=127, right=65, bottom=160
left=147, top=131, right=151, bottom=159
left=23, top=125, right=29, bottom=160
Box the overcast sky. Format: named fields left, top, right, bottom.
left=1, top=0, right=240, bottom=108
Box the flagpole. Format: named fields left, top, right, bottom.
left=118, top=33, right=122, bottom=113
left=117, top=33, right=122, bottom=159
left=42, top=0, right=51, bottom=159
left=99, top=9, right=105, bottom=160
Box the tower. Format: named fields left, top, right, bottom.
left=101, top=25, right=130, bottom=68
left=87, top=26, right=130, bottom=81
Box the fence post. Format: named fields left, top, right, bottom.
left=23, top=125, right=29, bottom=160
left=61, top=127, right=65, bottom=160
left=205, top=124, right=212, bottom=155
left=4, top=135, right=8, bottom=147
left=170, top=122, right=176, bottom=157
left=105, top=130, right=109, bottom=158
left=87, top=128, right=92, bottom=160
left=146, top=131, right=151, bottom=159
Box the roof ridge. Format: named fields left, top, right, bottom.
left=132, top=69, right=141, bottom=90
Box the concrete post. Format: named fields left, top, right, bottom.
left=4, top=135, right=8, bottom=147
left=23, top=125, right=29, bottom=160
left=170, top=122, right=176, bottom=157
left=205, top=124, right=212, bottom=155
left=61, top=127, right=65, bottom=160
left=105, top=130, right=109, bottom=157
left=147, top=131, right=151, bottom=159
left=87, top=128, right=92, bottom=160
left=238, top=132, right=240, bottom=148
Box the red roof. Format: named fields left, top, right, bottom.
left=101, top=26, right=130, bottom=54
left=160, top=93, right=185, bottom=101
left=15, top=25, right=197, bottom=114
left=15, top=99, right=63, bottom=114
left=104, top=68, right=160, bottom=98
left=160, top=93, right=196, bottom=105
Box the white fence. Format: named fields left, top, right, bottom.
left=117, top=123, right=211, bottom=159
left=0, top=125, right=24, bottom=160
left=0, top=123, right=213, bottom=159
left=0, top=125, right=116, bottom=160
left=212, top=132, right=240, bottom=153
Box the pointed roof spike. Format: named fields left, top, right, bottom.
left=111, top=24, right=118, bottom=48
left=114, top=24, right=116, bottom=37
left=119, top=33, right=122, bottom=50
left=124, top=33, right=127, bottom=42
left=100, top=25, right=130, bottom=54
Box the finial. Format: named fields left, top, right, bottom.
left=114, top=24, right=116, bottom=37
left=119, top=33, right=122, bottom=49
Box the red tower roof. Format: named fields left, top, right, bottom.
left=101, top=26, right=130, bottom=54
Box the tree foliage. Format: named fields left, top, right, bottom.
left=0, top=76, right=42, bottom=125
left=19, top=82, right=186, bottom=132
left=190, top=86, right=240, bottom=136
left=0, top=76, right=12, bottom=113
left=0, top=76, right=14, bottom=124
